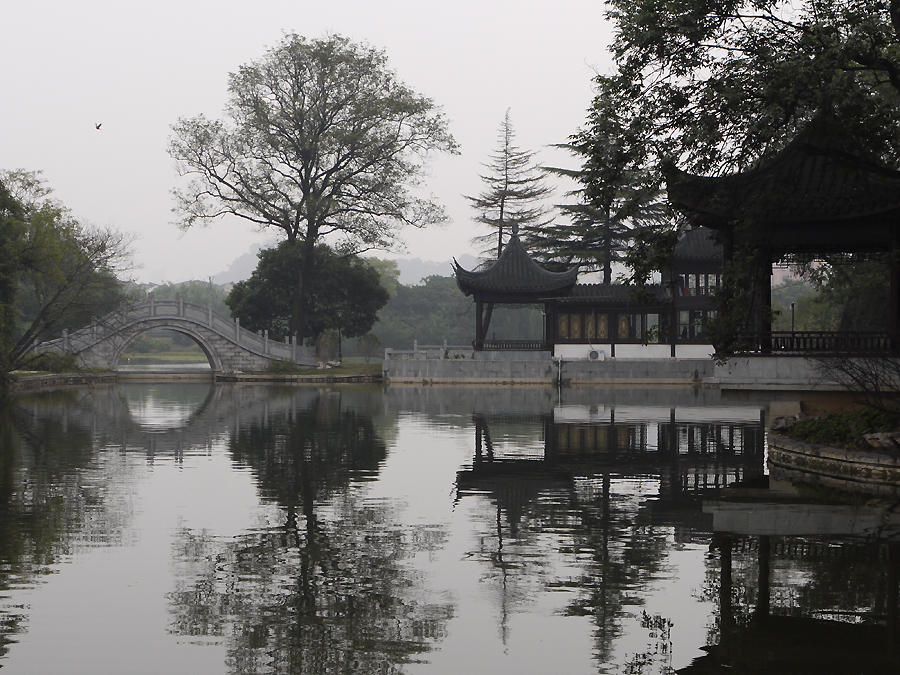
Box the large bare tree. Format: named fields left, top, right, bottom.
left=169, top=34, right=457, bottom=340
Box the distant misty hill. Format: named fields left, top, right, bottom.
left=393, top=255, right=477, bottom=285
left=213, top=246, right=478, bottom=287
left=213, top=245, right=264, bottom=285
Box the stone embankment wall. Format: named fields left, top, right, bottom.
left=705, top=356, right=837, bottom=390
left=769, top=434, right=900, bottom=497
left=383, top=357, right=714, bottom=385
left=10, top=373, right=118, bottom=392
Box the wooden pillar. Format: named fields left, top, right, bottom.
left=610, top=311, right=617, bottom=359
left=475, top=298, right=483, bottom=350
left=722, top=227, right=736, bottom=352
left=759, top=248, right=773, bottom=353
left=670, top=297, right=677, bottom=358
left=891, top=232, right=900, bottom=352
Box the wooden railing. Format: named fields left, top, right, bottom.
left=732, top=331, right=895, bottom=355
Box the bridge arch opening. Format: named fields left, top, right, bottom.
left=115, top=327, right=221, bottom=373
left=117, top=381, right=218, bottom=432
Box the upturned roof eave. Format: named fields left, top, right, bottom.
left=664, top=115, right=900, bottom=228
left=452, top=235, right=580, bottom=295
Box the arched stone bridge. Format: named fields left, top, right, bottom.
left=36, top=299, right=317, bottom=373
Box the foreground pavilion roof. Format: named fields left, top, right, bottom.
left=665, top=113, right=900, bottom=254
left=453, top=234, right=579, bottom=300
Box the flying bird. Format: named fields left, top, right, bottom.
left=95, top=123, right=102, bottom=130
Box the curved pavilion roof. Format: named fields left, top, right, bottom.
left=453, top=234, right=578, bottom=299
left=665, top=113, right=900, bottom=253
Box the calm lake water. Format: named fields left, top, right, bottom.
left=0, top=383, right=897, bottom=674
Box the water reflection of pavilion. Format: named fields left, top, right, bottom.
left=686, top=486, right=900, bottom=673
left=455, top=402, right=769, bottom=664
left=458, top=405, right=766, bottom=526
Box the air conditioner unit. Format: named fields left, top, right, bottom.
left=589, top=350, right=600, bottom=361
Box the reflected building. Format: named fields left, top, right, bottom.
left=4, top=383, right=898, bottom=674
left=459, top=403, right=766, bottom=534
left=689, top=487, right=900, bottom=674
left=454, top=401, right=900, bottom=672
left=455, top=402, right=767, bottom=664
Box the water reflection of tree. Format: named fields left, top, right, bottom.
left=167, top=389, right=453, bottom=674
left=459, top=414, right=706, bottom=672
left=565, top=475, right=675, bottom=668
left=693, top=535, right=900, bottom=672
left=0, top=391, right=116, bottom=657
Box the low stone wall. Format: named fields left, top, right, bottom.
left=383, top=358, right=555, bottom=384
left=10, top=372, right=118, bottom=392
left=565, top=358, right=712, bottom=385
left=706, top=356, right=842, bottom=390
left=382, top=357, right=713, bottom=385
left=768, top=434, right=900, bottom=497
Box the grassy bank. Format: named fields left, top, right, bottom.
left=785, top=407, right=899, bottom=451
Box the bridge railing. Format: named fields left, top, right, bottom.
left=34, top=300, right=315, bottom=364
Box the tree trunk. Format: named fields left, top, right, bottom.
left=289, top=226, right=319, bottom=341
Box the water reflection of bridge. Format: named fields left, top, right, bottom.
left=25, top=384, right=331, bottom=457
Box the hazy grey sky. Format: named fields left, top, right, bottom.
left=3, top=0, right=614, bottom=283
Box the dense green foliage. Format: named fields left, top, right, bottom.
left=559, top=0, right=900, bottom=327
left=785, top=408, right=900, bottom=450
left=0, top=171, right=131, bottom=376
left=170, top=34, right=456, bottom=340
left=801, top=259, right=891, bottom=332
left=593, top=0, right=900, bottom=186
left=147, top=279, right=229, bottom=317
left=0, top=183, right=25, bottom=383
left=373, top=275, right=542, bottom=351
left=529, top=171, right=670, bottom=283
left=226, top=242, right=390, bottom=343
left=771, top=261, right=892, bottom=332
left=772, top=279, right=825, bottom=331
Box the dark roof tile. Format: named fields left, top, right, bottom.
left=454, top=235, right=579, bottom=296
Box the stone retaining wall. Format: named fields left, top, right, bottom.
left=768, top=434, right=900, bottom=497
left=706, top=356, right=840, bottom=390
left=382, top=357, right=714, bottom=385
left=10, top=372, right=118, bottom=392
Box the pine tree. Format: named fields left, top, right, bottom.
left=466, top=111, right=554, bottom=262
left=533, top=94, right=671, bottom=283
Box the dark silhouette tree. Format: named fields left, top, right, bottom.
left=0, top=170, right=131, bottom=374
left=225, top=242, right=390, bottom=343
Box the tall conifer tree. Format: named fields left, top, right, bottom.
left=466, top=112, right=554, bottom=262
